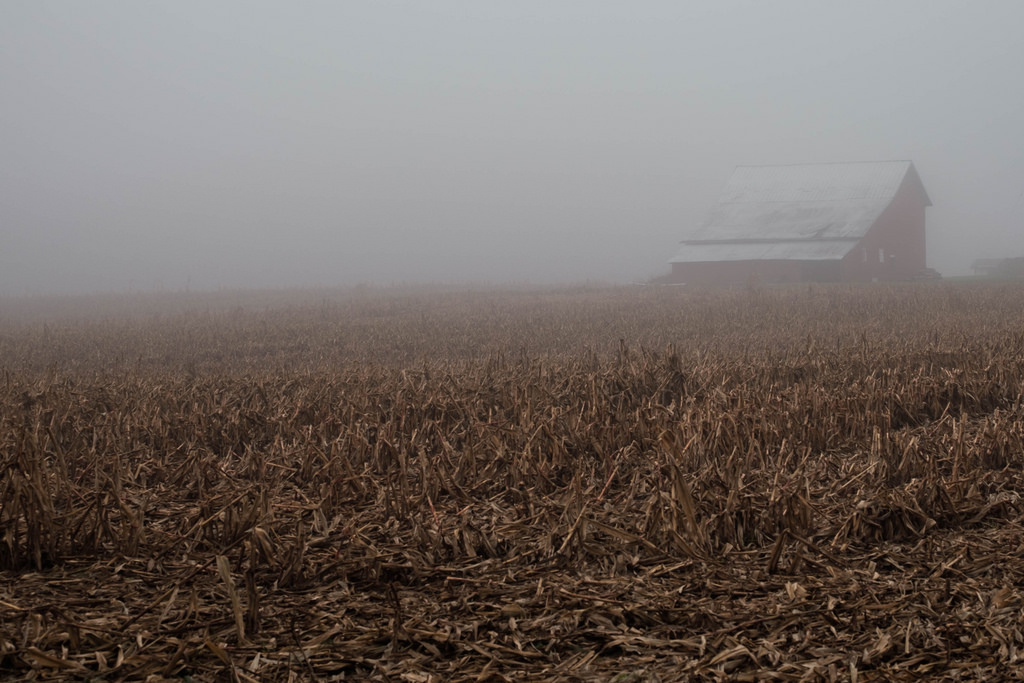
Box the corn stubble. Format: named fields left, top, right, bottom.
left=2, top=283, right=1024, bottom=680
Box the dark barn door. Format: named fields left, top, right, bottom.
left=800, top=260, right=840, bottom=283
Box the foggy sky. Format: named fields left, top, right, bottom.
left=3, top=1, right=1023, bottom=294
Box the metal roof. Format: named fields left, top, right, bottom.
left=671, top=239, right=859, bottom=263
left=671, top=161, right=929, bottom=264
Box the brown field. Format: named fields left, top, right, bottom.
left=2, top=282, right=1024, bottom=681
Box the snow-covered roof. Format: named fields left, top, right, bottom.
left=671, top=161, right=929, bottom=264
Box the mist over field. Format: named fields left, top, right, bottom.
left=2, top=1, right=1023, bottom=295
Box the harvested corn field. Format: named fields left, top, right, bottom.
left=2, top=283, right=1024, bottom=681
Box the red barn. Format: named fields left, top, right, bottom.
left=669, top=161, right=932, bottom=285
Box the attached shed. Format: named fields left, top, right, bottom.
left=972, top=257, right=1024, bottom=279
left=971, top=258, right=1004, bottom=277
left=669, top=161, right=931, bottom=285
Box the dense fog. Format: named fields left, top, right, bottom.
left=3, top=1, right=1022, bottom=294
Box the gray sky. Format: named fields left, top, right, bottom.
left=2, top=1, right=1022, bottom=294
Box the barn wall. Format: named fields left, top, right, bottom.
left=670, top=260, right=802, bottom=286
left=841, top=175, right=928, bottom=281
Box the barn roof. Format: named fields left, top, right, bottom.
left=671, top=161, right=930, bottom=263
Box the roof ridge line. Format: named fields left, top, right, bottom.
left=734, top=160, right=913, bottom=168
left=684, top=237, right=861, bottom=245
